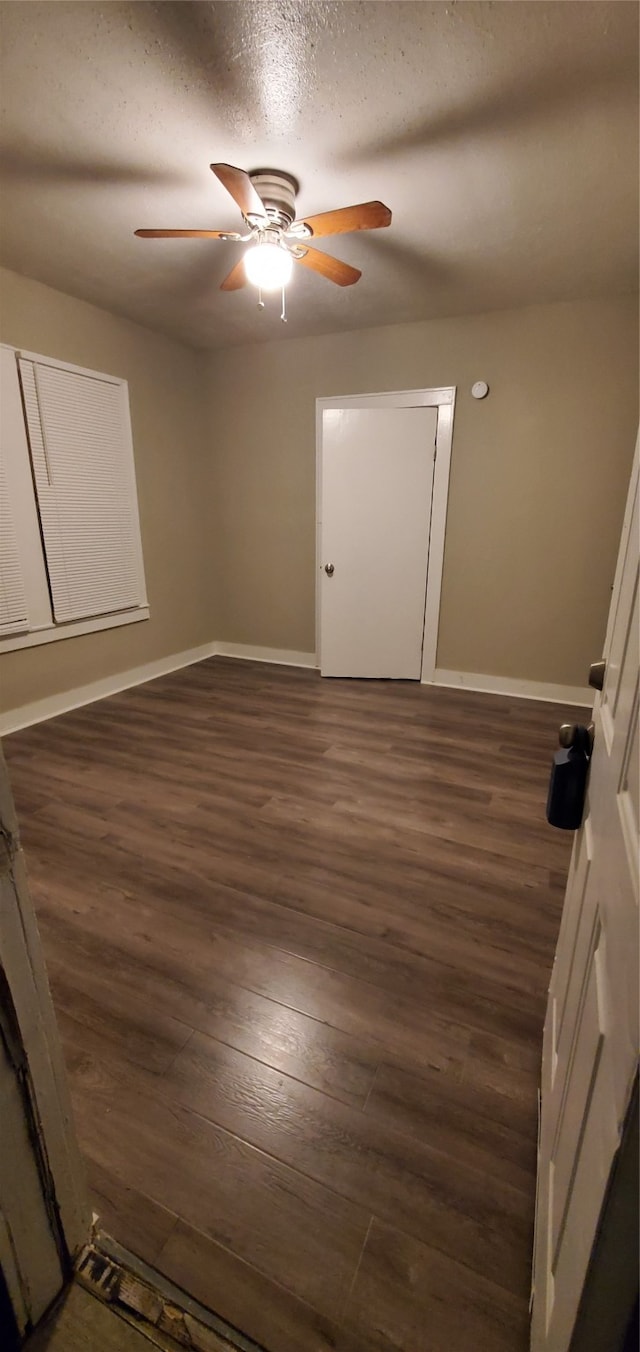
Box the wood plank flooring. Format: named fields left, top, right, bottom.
left=4, top=658, right=582, bottom=1352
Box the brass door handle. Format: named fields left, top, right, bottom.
left=588, top=660, right=606, bottom=692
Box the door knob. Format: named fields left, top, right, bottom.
left=548, top=723, right=593, bottom=829
left=559, top=723, right=594, bottom=752
left=324, top=563, right=335, bottom=576
left=588, top=659, right=606, bottom=691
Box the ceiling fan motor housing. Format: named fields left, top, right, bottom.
left=249, top=170, right=299, bottom=228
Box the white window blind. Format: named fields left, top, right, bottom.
left=0, top=458, right=29, bottom=635
left=18, top=359, right=144, bottom=624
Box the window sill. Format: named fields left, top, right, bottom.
left=0, top=606, right=150, bottom=655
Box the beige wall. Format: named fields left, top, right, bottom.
left=0, top=267, right=214, bottom=716
left=1, top=277, right=637, bottom=717
left=205, top=296, right=638, bottom=687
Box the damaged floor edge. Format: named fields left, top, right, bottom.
left=77, top=1233, right=268, bottom=1351
left=28, top=1233, right=269, bottom=1352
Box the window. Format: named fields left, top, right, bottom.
left=0, top=345, right=148, bottom=652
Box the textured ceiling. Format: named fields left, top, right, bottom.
left=0, top=0, right=637, bottom=349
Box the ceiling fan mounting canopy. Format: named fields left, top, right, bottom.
left=134, top=161, right=392, bottom=293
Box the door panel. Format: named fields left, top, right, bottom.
left=532, top=436, right=639, bottom=1351
left=549, top=1037, right=619, bottom=1350
left=600, top=505, right=637, bottom=742
left=619, top=694, right=638, bottom=891
left=319, top=406, right=437, bottom=678
left=549, top=821, right=592, bottom=1097
left=550, top=935, right=607, bottom=1258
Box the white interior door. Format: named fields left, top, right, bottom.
left=531, top=436, right=639, bottom=1351
left=319, top=406, right=437, bottom=678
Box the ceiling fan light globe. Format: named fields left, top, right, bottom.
left=244, top=242, right=293, bottom=291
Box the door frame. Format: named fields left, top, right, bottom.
left=0, top=746, right=91, bottom=1334
left=315, top=386, right=456, bottom=682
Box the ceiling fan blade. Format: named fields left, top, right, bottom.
left=292, top=201, right=391, bottom=239
left=220, top=258, right=248, bottom=291
left=135, top=228, right=240, bottom=239
left=210, top=163, right=267, bottom=222
left=294, top=246, right=361, bottom=286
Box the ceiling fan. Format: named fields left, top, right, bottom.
left=135, top=163, right=392, bottom=313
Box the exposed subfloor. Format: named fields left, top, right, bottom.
left=25, top=1283, right=162, bottom=1352
left=4, top=658, right=580, bottom=1352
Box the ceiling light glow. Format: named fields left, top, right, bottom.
left=244, top=241, right=293, bottom=291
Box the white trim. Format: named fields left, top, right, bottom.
left=0, top=642, right=217, bottom=736
left=0, top=606, right=150, bottom=655
left=0, top=641, right=317, bottom=736
left=1, top=644, right=593, bottom=737
left=215, top=641, right=317, bottom=669
left=421, top=398, right=455, bottom=682
left=314, top=386, right=456, bottom=409
left=315, top=387, right=455, bottom=682
left=1, top=342, right=149, bottom=654
left=602, top=428, right=639, bottom=662
left=433, top=668, right=592, bottom=707
left=14, top=347, right=125, bottom=386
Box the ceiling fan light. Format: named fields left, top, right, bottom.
left=244, top=241, right=293, bottom=291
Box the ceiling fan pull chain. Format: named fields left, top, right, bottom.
left=280, top=286, right=287, bottom=324
left=257, top=286, right=265, bottom=311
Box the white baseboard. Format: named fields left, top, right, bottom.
left=1, top=646, right=591, bottom=737
left=0, top=642, right=218, bottom=736
left=432, top=668, right=592, bottom=707
left=215, top=641, right=317, bottom=669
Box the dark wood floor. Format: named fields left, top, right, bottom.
left=4, top=659, right=581, bottom=1352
